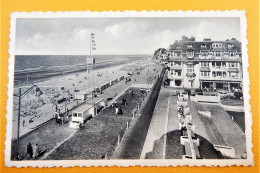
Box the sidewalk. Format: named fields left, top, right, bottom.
left=140, top=87, right=183, bottom=159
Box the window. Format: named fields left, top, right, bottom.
left=217, top=72, right=222, bottom=76
left=222, top=62, right=226, bottom=67
left=187, top=69, right=194, bottom=73
left=177, top=46, right=181, bottom=49
left=202, top=72, right=210, bottom=77
left=187, top=64, right=194, bottom=68
left=187, top=44, right=192, bottom=48
left=228, top=44, right=234, bottom=49
left=212, top=71, right=216, bottom=77
left=212, top=62, right=215, bottom=67
left=223, top=72, right=227, bottom=77
left=229, top=62, right=237, bottom=67
left=170, top=70, right=174, bottom=75
left=187, top=51, right=194, bottom=56
left=230, top=51, right=236, bottom=57
left=229, top=72, right=239, bottom=78
left=201, top=62, right=209, bottom=67
left=213, top=43, right=222, bottom=48
left=216, top=62, right=221, bottom=67
left=215, top=51, right=221, bottom=57
left=201, top=72, right=210, bottom=77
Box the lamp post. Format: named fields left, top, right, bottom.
left=14, top=85, right=42, bottom=159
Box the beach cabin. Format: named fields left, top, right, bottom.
left=74, top=88, right=92, bottom=101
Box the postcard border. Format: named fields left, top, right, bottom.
left=5, top=10, right=253, bottom=167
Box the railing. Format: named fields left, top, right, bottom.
left=169, top=65, right=182, bottom=70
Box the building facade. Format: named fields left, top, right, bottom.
left=167, top=37, right=243, bottom=92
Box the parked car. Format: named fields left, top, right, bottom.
left=217, top=89, right=228, bottom=94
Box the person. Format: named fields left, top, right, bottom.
left=26, top=142, right=33, bottom=159
left=22, top=120, right=25, bottom=127
left=115, top=105, right=119, bottom=114
left=32, top=143, right=39, bottom=159
left=118, top=106, right=123, bottom=115
left=241, top=152, right=247, bottom=159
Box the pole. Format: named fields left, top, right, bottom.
left=17, top=88, right=22, bottom=158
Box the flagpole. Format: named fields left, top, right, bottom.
left=90, top=33, right=92, bottom=57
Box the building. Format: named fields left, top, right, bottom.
left=153, top=48, right=168, bottom=64
left=166, top=36, right=243, bottom=92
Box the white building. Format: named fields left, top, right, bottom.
left=166, top=37, right=242, bottom=92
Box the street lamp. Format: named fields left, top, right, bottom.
left=13, top=85, right=42, bottom=159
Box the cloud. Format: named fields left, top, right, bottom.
left=105, top=20, right=148, bottom=39
left=15, top=18, right=241, bottom=55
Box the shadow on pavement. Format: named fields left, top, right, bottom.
left=145, top=130, right=224, bottom=159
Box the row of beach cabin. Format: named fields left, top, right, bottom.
left=74, top=75, right=125, bottom=101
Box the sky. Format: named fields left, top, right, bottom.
left=15, top=17, right=241, bottom=55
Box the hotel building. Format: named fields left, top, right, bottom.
left=166, top=36, right=243, bottom=92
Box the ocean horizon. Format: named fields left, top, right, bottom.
left=15, top=54, right=149, bottom=71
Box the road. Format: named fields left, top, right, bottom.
left=112, top=68, right=166, bottom=159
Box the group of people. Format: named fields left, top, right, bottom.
left=26, top=142, right=41, bottom=159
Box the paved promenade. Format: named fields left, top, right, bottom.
left=112, top=68, right=165, bottom=159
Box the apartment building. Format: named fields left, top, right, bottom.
left=166, top=37, right=243, bottom=92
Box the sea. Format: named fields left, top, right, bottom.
left=14, top=55, right=147, bottom=71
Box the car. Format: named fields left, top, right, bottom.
left=106, top=97, right=113, bottom=102
left=69, top=121, right=82, bottom=128
left=217, top=89, right=228, bottom=94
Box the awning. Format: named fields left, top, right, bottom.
left=200, top=67, right=211, bottom=72
left=228, top=68, right=239, bottom=72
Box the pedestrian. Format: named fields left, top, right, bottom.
left=119, top=106, right=123, bottom=115
left=26, top=142, right=33, bottom=159
left=115, top=105, right=119, bottom=115
left=32, top=143, right=39, bottom=159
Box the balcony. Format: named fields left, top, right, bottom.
left=227, top=68, right=239, bottom=72
left=200, top=67, right=211, bottom=72
left=186, top=72, right=196, bottom=79
left=210, top=76, right=242, bottom=81
left=170, top=65, right=182, bottom=70
left=168, top=75, right=183, bottom=80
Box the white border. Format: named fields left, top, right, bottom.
left=5, top=10, right=253, bottom=167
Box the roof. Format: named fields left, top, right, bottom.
left=77, top=88, right=92, bottom=94
left=74, top=104, right=93, bottom=113
left=168, top=40, right=241, bottom=53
